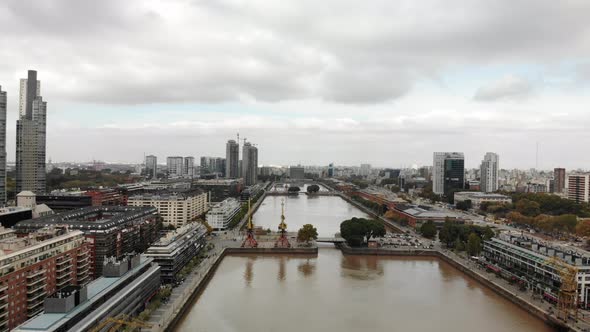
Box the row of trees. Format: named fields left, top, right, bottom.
left=351, top=195, right=387, bottom=215
left=438, top=220, right=494, bottom=256
left=506, top=212, right=579, bottom=234
left=340, top=218, right=386, bottom=247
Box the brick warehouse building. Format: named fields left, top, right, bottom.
left=0, top=228, right=90, bottom=331
left=14, top=206, right=160, bottom=278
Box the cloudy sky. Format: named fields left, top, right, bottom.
left=1, top=0, right=589, bottom=169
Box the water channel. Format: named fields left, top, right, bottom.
left=175, top=195, right=553, bottom=332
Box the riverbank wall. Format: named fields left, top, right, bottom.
left=226, top=247, right=318, bottom=255
left=338, top=244, right=575, bottom=332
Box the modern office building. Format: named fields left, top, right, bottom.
left=145, top=223, right=207, bottom=283
left=226, top=140, right=239, bottom=178
left=453, top=191, right=511, bottom=208
left=14, top=255, right=161, bottom=332
left=184, top=156, right=195, bottom=177
left=567, top=173, right=590, bottom=203
left=289, top=165, right=305, bottom=179
left=483, top=232, right=590, bottom=308
left=127, top=190, right=208, bottom=227
left=145, top=155, right=157, bottom=179
left=0, top=86, right=6, bottom=204
left=0, top=228, right=90, bottom=330
left=166, top=156, right=184, bottom=178
left=433, top=152, right=465, bottom=196
left=480, top=152, right=499, bottom=193
left=206, top=198, right=242, bottom=230
left=0, top=206, right=33, bottom=228
left=242, top=142, right=258, bottom=186
left=16, top=70, right=47, bottom=194
left=14, top=206, right=160, bottom=278
left=554, top=168, right=566, bottom=194
left=327, top=163, right=334, bottom=177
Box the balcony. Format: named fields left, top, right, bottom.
left=0, top=285, right=6, bottom=293
left=0, top=293, right=7, bottom=303
left=27, top=281, right=46, bottom=294
left=77, top=250, right=89, bottom=257
left=27, top=305, right=44, bottom=318
left=27, top=276, right=47, bottom=288
left=27, top=290, right=47, bottom=303
left=56, top=256, right=72, bottom=266
left=26, top=269, right=46, bottom=279
left=56, top=277, right=73, bottom=288
left=77, top=260, right=90, bottom=270
left=56, top=264, right=71, bottom=274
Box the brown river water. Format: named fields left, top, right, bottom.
left=174, top=195, right=553, bottom=332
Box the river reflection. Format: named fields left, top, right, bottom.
left=175, top=249, right=554, bottom=332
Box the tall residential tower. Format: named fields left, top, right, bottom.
left=225, top=139, right=239, bottom=178
left=0, top=86, right=6, bottom=204
left=480, top=152, right=499, bottom=193
left=242, top=142, right=258, bottom=186
left=16, top=70, right=47, bottom=194
left=145, top=155, right=157, bottom=179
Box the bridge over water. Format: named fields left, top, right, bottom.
left=316, top=237, right=346, bottom=243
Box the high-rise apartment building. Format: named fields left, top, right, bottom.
left=360, top=164, right=372, bottom=177
left=480, top=152, right=499, bottom=193
left=242, top=142, right=258, bottom=186
left=16, top=70, right=47, bottom=194
left=567, top=173, right=590, bottom=203
left=145, top=155, right=157, bottom=179
left=184, top=156, right=195, bottom=177
left=0, top=86, right=6, bottom=204
left=225, top=140, right=239, bottom=178
left=433, top=152, right=465, bottom=196
left=554, top=168, right=566, bottom=194
left=166, top=156, right=183, bottom=178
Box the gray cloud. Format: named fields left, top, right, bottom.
left=0, top=0, right=589, bottom=104
left=474, top=75, right=533, bottom=101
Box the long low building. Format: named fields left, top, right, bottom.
left=453, top=191, right=511, bottom=208
left=206, top=198, right=242, bottom=230
left=483, top=232, right=590, bottom=308
left=388, top=204, right=464, bottom=229
left=127, top=190, right=208, bottom=228
left=14, top=254, right=161, bottom=332
left=145, top=222, right=207, bottom=283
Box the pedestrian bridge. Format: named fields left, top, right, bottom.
left=316, top=237, right=346, bottom=243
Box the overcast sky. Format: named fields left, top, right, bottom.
left=1, top=0, right=589, bottom=169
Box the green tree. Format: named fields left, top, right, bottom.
left=288, top=186, right=301, bottom=193
left=340, top=218, right=386, bottom=247
left=483, top=226, right=495, bottom=240
left=306, top=184, right=320, bottom=193
left=456, top=200, right=472, bottom=211
left=454, top=237, right=465, bottom=251
left=297, top=224, right=319, bottom=243
left=419, top=220, right=437, bottom=239
left=515, top=199, right=541, bottom=217
left=467, top=233, right=482, bottom=256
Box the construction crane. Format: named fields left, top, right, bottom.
left=544, top=256, right=578, bottom=322
left=89, top=314, right=152, bottom=332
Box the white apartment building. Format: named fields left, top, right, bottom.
left=206, top=198, right=242, bottom=230
left=127, top=190, right=209, bottom=227
left=480, top=152, right=499, bottom=193
left=166, top=156, right=184, bottom=178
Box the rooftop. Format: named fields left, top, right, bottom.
left=14, top=256, right=155, bottom=332
left=15, top=206, right=157, bottom=230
